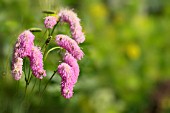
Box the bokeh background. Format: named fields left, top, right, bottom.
left=1, top=0, right=170, bottom=113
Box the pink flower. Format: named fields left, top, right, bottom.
left=11, top=57, right=23, bottom=80
left=56, top=34, right=84, bottom=60
left=61, top=81, right=74, bottom=99
left=44, top=16, right=57, bottom=29
left=63, top=52, right=79, bottom=84
left=29, top=46, right=46, bottom=79
left=12, top=30, right=46, bottom=80
left=58, top=9, right=85, bottom=44
left=15, top=30, right=35, bottom=58
left=57, top=63, right=75, bottom=98
left=11, top=30, right=34, bottom=80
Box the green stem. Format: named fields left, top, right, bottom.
left=43, top=30, right=51, bottom=55
left=28, top=74, right=32, bottom=83
left=41, top=19, right=60, bottom=51
left=50, top=23, right=57, bottom=36
left=40, top=70, right=57, bottom=104
left=41, top=29, right=48, bottom=50
left=24, top=81, right=29, bottom=100
left=43, top=70, right=57, bottom=93
left=44, top=47, right=61, bottom=60
left=31, top=78, right=37, bottom=93
left=23, top=58, right=27, bottom=81
left=28, top=67, right=32, bottom=82
left=23, top=58, right=29, bottom=99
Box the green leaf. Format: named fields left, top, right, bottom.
left=42, top=10, right=56, bottom=14
left=29, top=28, right=42, bottom=32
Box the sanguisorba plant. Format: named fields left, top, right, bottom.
left=11, top=9, right=85, bottom=99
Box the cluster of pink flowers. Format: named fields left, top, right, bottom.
left=11, top=9, right=85, bottom=99
left=63, top=52, right=79, bottom=84
left=56, top=9, right=85, bottom=99
left=57, top=52, right=80, bottom=98
left=12, top=30, right=46, bottom=80
left=29, top=46, right=46, bottom=79
left=56, top=34, right=84, bottom=60
left=58, top=63, right=74, bottom=98
left=12, top=30, right=34, bottom=80
left=11, top=57, right=23, bottom=80
left=44, top=16, right=57, bottom=29
left=58, top=9, right=85, bottom=44
left=13, top=30, right=35, bottom=58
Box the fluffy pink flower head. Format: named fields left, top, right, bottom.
left=61, top=81, right=74, bottom=99
left=11, top=57, right=23, bottom=80
left=58, top=63, right=75, bottom=98
left=56, top=34, right=84, bottom=60
left=44, top=16, right=57, bottom=29
left=15, top=30, right=35, bottom=58
left=11, top=30, right=34, bottom=80
left=63, top=52, right=79, bottom=84
left=58, top=9, right=85, bottom=44
left=29, top=46, right=46, bottom=79
left=58, top=63, right=75, bottom=83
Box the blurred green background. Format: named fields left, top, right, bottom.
left=1, top=0, right=170, bottom=113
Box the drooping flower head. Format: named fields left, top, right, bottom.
left=56, top=34, right=84, bottom=60
left=15, top=30, right=35, bottom=58
left=11, top=30, right=34, bottom=80
left=44, top=16, right=57, bottom=29
left=29, top=46, right=46, bottom=79
left=61, top=82, right=74, bottom=99
left=11, top=57, right=23, bottom=80
left=63, top=52, right=79, bottom=84
left=58, top=9, right=85, bottom=44
left=58, top=63, right=75, bottom=98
